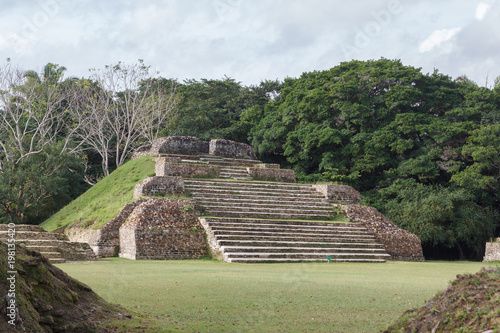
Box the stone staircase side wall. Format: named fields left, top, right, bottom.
left=313, top=185, right=361, bottom=204
left=199, top=218, right=223, bottom=260
left=134, top=176, right=185, bottom=198
left=209, top=139, right=257, bottom=160
left=342, top=205, right=425, bottom=261
left=119, top=198, right=208, bottom=260
left=484, top=241, right=500, bottom=262
left=133, top=229, right=207, bottom=260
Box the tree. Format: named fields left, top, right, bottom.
left=72, top=61, right=178, bottom=177
left=0, top=61, right=85, bottom=224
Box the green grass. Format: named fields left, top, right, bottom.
left=56, top=259, right=498, bottom=332
left=41, top=156, right=155, bottom=231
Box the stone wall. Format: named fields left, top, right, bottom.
left=155, top=161, right=221, bottom=178
left=253, top=163, right=280, bottom=169
left=154, top=136, right=209, bottom=155
left=248, top=168, right=296, bottom=183
left=134, top=176, right=185, bottom=198
left=313, top=185, right=362, bottom=204
left=209, top=139, right=258, bottom=160
left=484, top=239, right=500, bottom=262
left=119, top=198, right=208, bottom=260
left=341, top=205, right=424, bottom=261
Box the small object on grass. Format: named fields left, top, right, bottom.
left=327, top=256, right=331, bottom=262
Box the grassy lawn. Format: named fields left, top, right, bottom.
left=56, top=259, right=498, bottom=332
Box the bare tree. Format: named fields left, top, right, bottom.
left=76, top=60, right=178, bottom=175
left=0, top=62, right=77, bottom=165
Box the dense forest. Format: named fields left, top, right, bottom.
left=1, top=58, right=499, bottom=260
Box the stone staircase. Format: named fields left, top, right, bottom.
left=184, top=179, right=335, bottom=220
left=201, top=218, right=390, bottom=263
left=0, top=225, right=66, bottom=263
left=0, top=225, right=96, bottom=263
left=183, top=179, right=390, bottom=263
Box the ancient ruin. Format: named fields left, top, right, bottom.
left=484, top=238, right=500, bottom=262
left=63, top=136, right=424, bottom=262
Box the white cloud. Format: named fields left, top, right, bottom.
left=475, top=2, right=492, bottom=20
left=418, top=28, right=461, bottom=53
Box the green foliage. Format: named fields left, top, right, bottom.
left=244, top=58, right=500, bottom=258
left=0, top=142, right=85, bottom=224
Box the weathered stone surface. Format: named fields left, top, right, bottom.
left=484, top=240, right=500, bottom=262
left=313, top=184, right=361, bottom=204
left=119, top=198, right=207, bottom=260
left=133, top=176, right=184, bottom=198
left=155, top=160, right=221, bottom=178
left=153, top=136, right=209, bottom=155
left=248, top=168, right=296, bottom=183
left=253, top=163, right=280, bottom=169
left=209, top=139, right=257, bottom=160
left=342, top=205, right=424, bottom=261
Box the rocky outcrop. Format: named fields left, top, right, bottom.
left=342, top=205, right=424, bottom=261
left=119, top=198, right=208, bottom=260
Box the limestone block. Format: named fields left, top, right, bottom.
left=313, top=184, right=362, bottom=204
left=209, top=139, right=257, bottom=160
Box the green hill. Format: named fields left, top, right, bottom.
left=41, top=156, right=155, bottom=231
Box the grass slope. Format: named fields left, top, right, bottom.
left=57, top=259, right=496, bottom=333
left=41, top=156, right=155, bottom=231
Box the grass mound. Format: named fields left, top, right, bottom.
left=385, top=267, right=500, bottom=332
left=0, top=241, right=154, bottom=332
left=41, top=156, right=155, bottom=231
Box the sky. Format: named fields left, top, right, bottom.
left=0, top=0, right=499, bottom=87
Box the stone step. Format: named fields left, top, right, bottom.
left=203, top=218, right=353, bottom=228
left=209, top=223, right=374, bottom=233
left=221, top=246, right=386, bottom=253
left=224, top=252, right=390, bottom=259
left=218, top=240, right=383, bottom=248
left=198, top=201, right=333, bottom=211
left=217, top=235, right=376, bottom=244
left=213, top=230, right=374, bottom=239
left=184, top=179, right=314, bottom=191
left=14, top=239, right=67, bottom=246
left=227, top=258, right=387, bottom=263
left=205, top=210, right=332, bottom=219
left=193, top=196, right=328, bottom=205
left=39, top=251, right=64, bottom=259
left=0, top=224, right=46, bottom=232
left=190, top=191, right=326, bottom=201
left=204, top=206, right=333, bottom=215
left=25, top=245, right=59, bottom=252
left=48, top=258, right=67, bottom=264
left=185, top=183, right=321, bottom=194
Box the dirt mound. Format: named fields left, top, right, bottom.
left=0, top=240, right=132, bottom=332
left=385, top=267, right=500, bottom=332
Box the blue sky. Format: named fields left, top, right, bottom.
left=0, top=0, right=498, bottom=86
